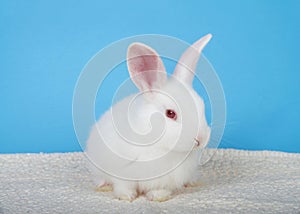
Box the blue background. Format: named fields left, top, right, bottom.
left=1, top=0, right=299, bottom=153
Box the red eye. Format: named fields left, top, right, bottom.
left=165, top=109, right=177, bottom=120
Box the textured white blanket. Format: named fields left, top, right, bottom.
left=1, top=149, right=299, bottom=213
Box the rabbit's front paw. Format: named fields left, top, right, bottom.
left=115, top=191, right=137, bottom=202
left=184, top=180, right=203, bottom=188
left=114, top=186, right=137, bottom=202
left=95, top=183, right=113, bottom=192
left=146, top=189, right=172, bottom=202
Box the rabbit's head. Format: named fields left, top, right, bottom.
left=125, top=34, right=212, bottom=153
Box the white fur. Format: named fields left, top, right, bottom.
left=85, top=34, right=212, bottom=201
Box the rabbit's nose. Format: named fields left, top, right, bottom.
left=195, top=127, right=211, bottom=149
left=194, top=138, right=201, bottom=147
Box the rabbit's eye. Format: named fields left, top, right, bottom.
left=165, top=109, right=177, bottom=120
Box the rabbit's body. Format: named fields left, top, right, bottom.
left=86, top=34, right=212, bottom=201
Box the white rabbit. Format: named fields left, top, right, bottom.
left=85, top=34, right=212, bottom=201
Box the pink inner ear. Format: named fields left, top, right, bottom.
left=127, top=43, right=166, bottom=91
left=129, top=55, right=159, bottom=75
left=129, top=55, right=157, bottom=89
left=128, top=55, right=159, bottom=88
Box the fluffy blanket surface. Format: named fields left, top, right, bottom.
left=1, top=149, right=299, bottom=213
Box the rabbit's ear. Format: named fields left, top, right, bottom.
left=127, top=43, right=167, bottom=92
left=173, top=34, right=212, bottom=85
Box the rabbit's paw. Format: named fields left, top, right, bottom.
left=184, top=180, right=203, bottom=188
left=115, top=191, right=137, bottom=202
left=114, top=186, right=137, bottom=202
left=95, top=183, right=113, bottom=192
left=146, top=189, right=172, bottom=202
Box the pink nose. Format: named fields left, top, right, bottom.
left=194, top=138, right=201, bottom=147
left=195, top=127, right=211, bottom=148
